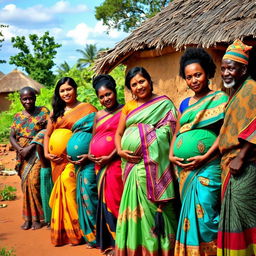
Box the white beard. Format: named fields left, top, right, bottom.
left=223, top=80, right=236, bottom=88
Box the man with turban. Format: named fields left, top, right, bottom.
left=217, top=39, right=256, bottom=255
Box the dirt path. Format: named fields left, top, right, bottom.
left=0, top=149, right=101, bottom=256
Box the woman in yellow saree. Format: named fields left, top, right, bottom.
left=44, top=77, right=97, bottom=246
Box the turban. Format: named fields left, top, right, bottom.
left=223, top=39, right=252, bottom=65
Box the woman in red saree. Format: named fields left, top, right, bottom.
left=89, top=75, right=124, bottom=255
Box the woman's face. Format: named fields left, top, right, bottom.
left=184, top=63, right=208, bottom=93
left=59, top=82, right=76, bottom=104
left=97, top=86, right=117, bottom=109
left=130, top=74, right=152, bottom=100
left=20, top=91, right=36, bottom=112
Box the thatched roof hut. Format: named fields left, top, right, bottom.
left=0, top=69, right=43, bottom=111
left=95, top=0, right=256, bottom=106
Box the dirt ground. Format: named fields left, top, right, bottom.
left=0, top=146, right=101, bottom=256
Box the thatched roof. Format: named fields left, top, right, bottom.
left=95, top=0, right=256, bottom=74
left=0, top=72, right=4, bottom=79
left=0, top=69, right=43, bottom=93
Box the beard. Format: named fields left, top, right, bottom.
left=223, top=79, right=236, bottom=88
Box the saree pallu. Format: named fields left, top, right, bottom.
left=49, top=103, right=97, bottom=246
left=90, top=107, right=124, bottom=252
left=173, top=91, right=228, bottom=256
left=67, top=112, right=98, bottom=246
left=116, top=96, right=178, bottom=256
left=218, top=78, right=256, bottom=256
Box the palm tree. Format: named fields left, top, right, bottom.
left=56, top=61, right=71, bottom=76
left=76, top=44, right=98, bottom=69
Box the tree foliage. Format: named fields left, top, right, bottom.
left=76, top=44, right=98, bottom=69
left=9, top=31, right=61, bottom=87
left=95, top=0, right=171, bottom=32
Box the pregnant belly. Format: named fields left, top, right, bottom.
left=173, top=129, right=217, bottom=162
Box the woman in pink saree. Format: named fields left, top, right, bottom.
left=89, top=75, right=124, bottom=255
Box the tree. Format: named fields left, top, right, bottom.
left=76, top=44, right=98, bottom=69
left=56, top=61, right=71, bottom=78
left=95, top=0, right=171, bottom=33
left=9, top=31, right=61, bottom=87
left=0, top=24, right=8, bottom=64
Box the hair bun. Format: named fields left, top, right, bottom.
left=92, top=74, right=116, bottom=90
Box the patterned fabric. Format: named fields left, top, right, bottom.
left=223, top=39, right=252, bottom=65
left=217, top=77, right=256, bottom=256
left=116, top=95, right=178, bottom=256
left=71, top=112, right=98, bottom=246
left=49, top=103, right=97, bottom=246
left=90, top=106, right=124, bottom=252
left=173, top=91, right=228, bottom=256
left=11, top=106, right=49, bottom=222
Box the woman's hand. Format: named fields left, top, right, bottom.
left=67, top=154, right=88, bottom=165
left=18, top=144, right=34, bottom=159
left=93, top=155, right=111, bottom=166
left=169, top=156, right=185, bottom=167
left=180, top=155, right=207, bottom=170
left=45, top=153, right=63, bottom=164
left=118, top=150, right=141, bottom=164
left=229, top=155, right=244, bottom=176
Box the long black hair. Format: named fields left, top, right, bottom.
left=51, top=77, right=78, bottom=122
left=92, top=74, right=117, bottom=95
left=125, top=66, right=153, bottom=92
left=179, top=48, right=216, bottom=80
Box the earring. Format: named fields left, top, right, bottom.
left=132, top=93, right=137, bottom=100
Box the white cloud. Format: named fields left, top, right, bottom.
left=0, top=2, right=88, bottom=25
left=67, top=23, right=95, bottom=45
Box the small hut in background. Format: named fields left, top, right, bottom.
left=95, top=0, right=256, bottom=107
left=0, top=69, right=43, bottom=111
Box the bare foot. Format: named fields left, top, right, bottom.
left=106, top=249, right=115, bottom=256
left=31, top=221, right=42, bottom=230
left=86, top=244, right=95, bottom=249
left=20, top=221, right=32, bottom=230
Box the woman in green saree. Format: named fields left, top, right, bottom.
left=115, top=67, right=178, bottom=256
left=169, top=48, right=229, bottom=255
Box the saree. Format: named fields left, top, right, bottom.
left=11, top=106, right=49, bottom=222
left=68, top=112, right=98, bottom=247
left=90, top=106, right=124, bottom=252
left=217, top=77, right=256, bottom=256
left=173, top=91, right=229, bottom=256
left=116, top=95, right=178, bottom=256
left=49, top=102, right=97, bottom=246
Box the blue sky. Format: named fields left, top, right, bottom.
left=0, top=0, right=128, bottom=74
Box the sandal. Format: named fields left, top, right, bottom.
left=0, top=203, right=7, bottom=208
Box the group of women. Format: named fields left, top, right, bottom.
left=11, top=47, right=231, bottom=256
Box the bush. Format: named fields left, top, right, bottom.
left=0, top=185, right=17, bottom=201
left=0, top=248, right=15, bottom=256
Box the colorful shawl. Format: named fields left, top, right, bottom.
left=116, top=95, right=178, bottom=256
left=173, top=91, right=228, bottom=256
left=90, top=106, right=124, bottom=252
left=217, top=77, right=256, bottom=256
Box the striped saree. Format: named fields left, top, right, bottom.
left=218, top=77, right=256, bottom=256
left=173, top=91, right=228, bottom=255
left=116, top=95, right=178, bottom=256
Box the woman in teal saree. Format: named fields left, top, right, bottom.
left=169, top=48, right=229, bottom=255
left=115, top=67, right=178, bottom=256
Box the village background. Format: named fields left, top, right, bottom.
left=0, top=0, right=255, bottom=255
